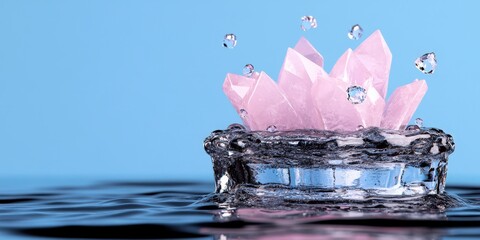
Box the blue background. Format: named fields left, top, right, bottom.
left=0, top=1, right=478, bottom=184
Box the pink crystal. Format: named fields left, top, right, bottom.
left=222, top=73, right=256, bottom=128
left=354, top=30, right=392, bottom=99
left=278, top=48, right=328, bottom=129
left=244, top=72, right=302, bottom=131
left=223, top=73, right=255, bottom=108
left=381, top=80, right=428, bottom=130
left=311, top=76, right=364, bottom=131
left=293, top=37, right=324, bottom=67
left=222, top=30, right=427, bottom=131
left=330, top=48, right=374, bottom=86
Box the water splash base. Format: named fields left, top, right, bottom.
left=204, top=125, right=454, bottom=202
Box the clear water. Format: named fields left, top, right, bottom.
left=1, top=178, right=480, bottom=239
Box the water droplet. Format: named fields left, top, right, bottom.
left=216, top=142, right=227, bottom=149
left=347, top=86, right=367, bottom=104
left=356, top=125, right=364, bottom=130
left=347, top=24, right=363, bottom=40
left=227, top=123, right=246, bottom=131
left=405, top=125, right=420, bottom=131
left=415, top=52, right=437, bottom=74
left=415, top=118, right=424, bottom=128
left=239, top=109, right=248, bottom=118
left=300, top=16, right=317, bottom=31
left=223, top=34, right=237, bottom=49
left=266, top=125, right=277, bottom=132
left=242, top=64, right=254, bottom=77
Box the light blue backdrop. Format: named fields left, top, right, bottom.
left=0, top=1, right=478, bottom=183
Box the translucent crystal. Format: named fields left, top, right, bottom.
left=347, top=24, right=363, bottom=40
left=415, top=118, right=424, bottom=128
left=300, top=16, right=317, bottom=31
left=347, top=86, right=367, bottom=104
left=223, top=34, right=237, bottom=49
left=415, top=52, right=437, bottom=74
left=266, top=125, right=277, bottom=132
left=242, top=64, right=254, bottom=77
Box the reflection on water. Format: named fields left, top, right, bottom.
left=1, top=179, right=480, bottom=239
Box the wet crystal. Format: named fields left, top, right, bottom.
left=300, top=16, right=317, bottom=31
left=381, top=80, right=428, bottom=130
left=222, top=30, right=423, bottom=131
left=223, top=73, right=255, bottom=108
left=223, top=34, right=237, bottom=49
left=266, top=125, right=277, bottom=132
left=278, top=48, right=328, bottom=129
left=415, top=52, right=437, bottom=74
left=347, top=24, right=363, bottom=40
left=354, top=30, right=392, bottom=99
left=242, top=64, right=254, bottom=77
left=312, top=76, right=364, bottom=131
left=243, top=72, right=303, bottom=131
left=347, top=86, right=367, bottom=104
left=416, top=118, right=424, bottom=128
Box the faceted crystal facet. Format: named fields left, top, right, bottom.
left=347, top=86, right=367, bottom=104
left=354, top=30, right=392, bottom=99
left=243, top=72, right=303, bottom=131
left=242, top=64, right=255, bottom=77
left=293, top=37, right=324, bottom=67
left=381, top=80, right=428, bottom=130
left=415, top=52, right=437, bottom=74
left=278, top=48, right=328, bottom=129
left=223, top=34, right=237, bottom=49
left=330, top=48, right=373, bottom=86
left=223, top=73, right=256, bottom=110
left=312, top=77, right=364, bottom=131
left=300, top=16, right=317, bottom=31
left=348, top=24, right=363, bottom=40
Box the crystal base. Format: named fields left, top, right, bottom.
left=204, top=124, right=454, bottom=201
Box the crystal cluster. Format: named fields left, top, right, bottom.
left=223, top=30, right=428, bottom=131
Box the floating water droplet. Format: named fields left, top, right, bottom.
left=242, top=64, right=255, bottom=77
left=300, top=16, right=317, bottom=31
left=266, top=125, right=277, bottom=132
left=347, top=24, right=363, bottom=40
left=239, top=109, right=248, bottom=118
left=347, top=86, right=367, bottom=104
left=223, top=34, right=237, bottom=49
left=356, top=125, right=364, bottom=130
left=415, top=52, right=437, bottom=74
left=415, top=118, right=424, bottom=128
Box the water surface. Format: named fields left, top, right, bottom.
left=1, top=178, right=480, bottom=239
